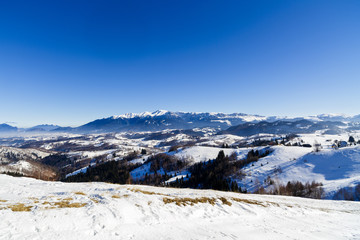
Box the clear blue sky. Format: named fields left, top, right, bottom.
left=0, top=0, right=359, bottom=127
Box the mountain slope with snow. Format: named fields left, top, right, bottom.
left=56, top=111, right=360, bottom=134
left=2, top=111, right=360, bottom=134
left=0, top=147, right=57, bottom=180
left=0, top=174, right=359, bottom=240
left=239, top=145, right=360, bottom=198
left=73, top=110, right=268, bottom=133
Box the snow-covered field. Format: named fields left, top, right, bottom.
left=0, top=174, right=359, bottom=240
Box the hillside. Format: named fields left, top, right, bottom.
left=0, top=147, right=58, bottom=180
left=219, top=120, right=349, bottom=136
left=240, top=145, right=360, bottom=199
left=0, top=174, right=359, bottom=240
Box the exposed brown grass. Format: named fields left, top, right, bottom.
left=231, top=197, right=267, bottom=207
left=219, top=197, right=232, bottom=206
left=41, top=199, right=87, bottom=209
left=53, top=200, right=87, bottom=208
left=44, top=206, right=56, bottom=210
left=42, top=201, right=51, bottom=205
left=163, top=197, right=217, bottom=206
left=0, top=199, right=8, bottom=202
left=111, top=195, right=121, bottom=199
left=162, top=196, right=274, bottom=207
left=129, top=188, right=167, bottom=196
left=73, top=191, right=86, bottom=196
left=90, top=198, right=100, bottom=203
left=7, top=203, right=33, bottom=212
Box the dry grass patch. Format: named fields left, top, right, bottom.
left=111, top=193, right=130, bottom=199
left=163, top=197, right=217, bottom=206
left=7, top=203, right=33, bottom=212
left=41, top=199, right=87, bottom=209
left=53, top=200, right=87, bottom=208
left=0, top=199, right=8, bottom=203
left=129, top=188, right=167, bottom=196
left=73, top=191, right=86, bottom=196
left=231, top=197, right=267, bottom=207
left=42, top=201, right=51, bottom=205
left=44, top=206, right=56, bottom=210
left=90, top=198, right=100, bottom=203
left=219, top=197, right=232, bottom=206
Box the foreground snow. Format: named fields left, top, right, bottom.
left=0, top=175, right=359, bottom=240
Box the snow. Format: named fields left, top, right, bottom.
left=241, top=145, right=360, bottom=198
left=210, top=119, right=232, bottom=125
left=0, top=146, right=51, bottom=161
left=165, top=174, right=189, bottom=184
left=171, top=146, right=237, bottom=164
left=130, top=162, right=152, bottom=180
left=65, top=166, right=90, bottom=178
left=113, top=110, right=169, bottom=119
left=68, top=149, right=117, bottom=159
left=198, top=134, right=244, bottom=147
left=0, top=174, right=359, bottom=240
left=0, top=160, right=34, bottom=174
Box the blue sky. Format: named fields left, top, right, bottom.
left=0, top=0, right=359, bottom=127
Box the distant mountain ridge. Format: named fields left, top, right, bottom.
left=219, top=119, right=350, bottom=136
left=1, top=110, right=360, bottom=134
left=26, top=124, right=61, bottom=132
left=54, top=110, right=360, bottom=133
left=71, top=110, right=268, bottom=133
left=0, top=124, right=18, bottom=132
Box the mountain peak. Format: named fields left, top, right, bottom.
left=113, top=110, right=170, bottom=119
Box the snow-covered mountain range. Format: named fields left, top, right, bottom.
left=2, top=111, right=360, bottom=134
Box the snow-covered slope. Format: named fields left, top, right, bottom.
left=75, top=110, right=269, bottom=133
left=0, top=146, right=50, bottom=164
left=0, top=174, right=359, bottom=240
left=0, top=147, right=56, bottom=180
left=241, top=145, right=360, bottom=198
